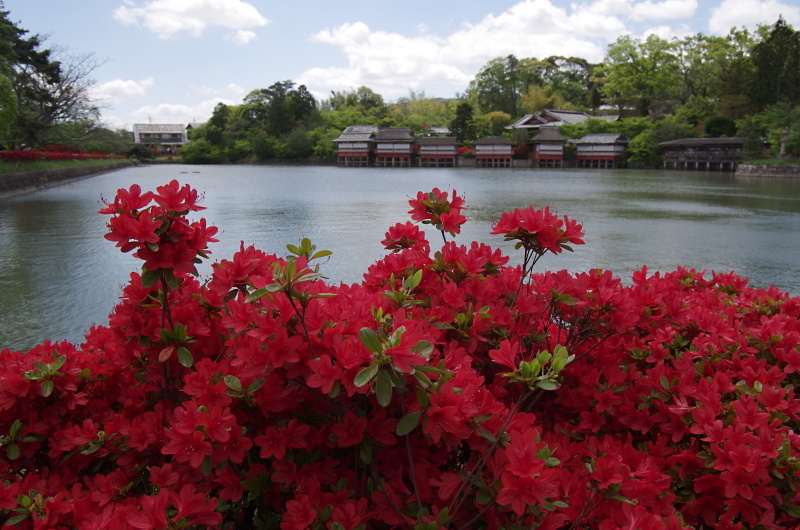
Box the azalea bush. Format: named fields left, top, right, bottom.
left=1, top=181, right=800, bottom=529
left=0, top=150, right=127, bottom=163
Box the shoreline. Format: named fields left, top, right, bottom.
left=0, top=161, right=138, bottom=199
left=735, top=164, right=800, bottom=178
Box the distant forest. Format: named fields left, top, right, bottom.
left=1, top=3, right=798, bottom=166
left=181, top=17, right=799, bottom=166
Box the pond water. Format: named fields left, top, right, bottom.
left=1, top=163, right=799, bottom=351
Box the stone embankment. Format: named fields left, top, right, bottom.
left=735, top=164, right=800, bottom=178
left=0, top=161, right=137, bottom=198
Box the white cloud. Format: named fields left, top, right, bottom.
left=642, top=23, right=694, bottom=39
left=189, top=83, right=247, bottom=98
left=113, top=0, right=268, bottom=40
left=130, top=98, right=238, bottom=125
left=90, top=77, right=155, bottom=103
left=231, top=29, right=257, bottom=46
left=709, top=0, right=800, bottom=34
left=631, top=0, right=697, bottom=20
left=302, top=0, right=620, bottom=100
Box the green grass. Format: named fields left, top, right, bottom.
left=0, top=158, right=134, bottom=174
left=740, top=157, right=800, bottom=166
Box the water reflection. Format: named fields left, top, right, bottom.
left=1, top=164, right=798, bottom=351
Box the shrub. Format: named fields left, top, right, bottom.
left=1, top=181, right=799, bottom=529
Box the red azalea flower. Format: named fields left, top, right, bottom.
left=154, top=179, right=206, bottom=212
left=408, top=188, right=467, bottom=235
left=161, top=430, right=213, bottom=468
left=170, top=484, right=222, bottom=526
left=382, top=221, right=430, bottom=253
left=129, top=490, right=170, bottom=530
left=331, top=411, right=367, bottom=447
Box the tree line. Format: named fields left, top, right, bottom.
left=184, top=16, right=800, bottom=165
left=1, top=0, right=798, bottom=165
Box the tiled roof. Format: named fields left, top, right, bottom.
left=659, top=137, right=745, bottom=147
left=133, top=124, right=186, bottom=134
left=427, top=126, right=451, bottom=135
left=417, top=136, right=460, bottom=146
left=474, top=136, right=515, bottom=145
left=531, top=127, right=567, bottom=143
left=332, top=125, right=378, bottom=142
left=374, top=128, right=415, bottom=142
left=573, top=133, right=629, bottom=144
left=506, top=109, right=618, bottom=130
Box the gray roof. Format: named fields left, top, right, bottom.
left=133, top=123, right=186, bottom=134
left=332, top=125, right=378, bottom=143
left=573, top=133, right=629, bottom=144
left=507, top=109, right=619, bottom=130
left=417, top=136, right=460, bottom=146
left=427, top=126, right=451, bottom=135
left=374, top=127, right=415, bottom=142
left=474, top=136, right=515, bottom=145
left=659, top=137, right=745, bottom=147
left=531, top=127, right=567, bottom=143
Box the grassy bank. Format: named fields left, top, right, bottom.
left=0, top=158, right=134, bottom=175
left=741, top=157, right=800, bottom=166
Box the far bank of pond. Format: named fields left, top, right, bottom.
left=1, top=163, right=799, bottom=351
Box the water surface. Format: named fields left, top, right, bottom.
left=1, top=164, right=798, bottom=351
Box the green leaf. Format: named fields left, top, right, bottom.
left=405, top=269, right=423, bottom=290
left=412, top=340, right=434, bottom=356
left=177, top=347, right=193, bottom=367
left=245, top=287, right=269, bottom=303
left=163, top=269, right=179, bottom=290
left=354, top=364, right=378, bottom=387
left=359, top=443, right=373, bottom=465
left=376, top=369, right=393, bottom=407
left=286, top=244, right=301, bottom=255
left=535, top=379, right=559, bottom=391
left=141, top=268, right=161, bottom=288
left=311, top=250, right=332, bottom=260
left=40, top=379, right=54, bottom=397
left=223, top=375, right=243, bottom=394
left=6, top=514, right=29, bottom=526
left=437, top=507, right=451, bottom=526
left=476, top=428, right=497, bottom=443
left=9, top=419, right=23, bottom=439
left=396, top=411, right=422, bottom=436
left=359, top=328, right=383, bottom=354
left=412, top=371, right=432, bottom=389
left=247, top=378, right=265, bottom=394
left=174, top=323, right=187, bottom=343
left=200, top=455, right=212, bottom=476
left=6, top=443, right=20, bottom=460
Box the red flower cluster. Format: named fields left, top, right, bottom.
left=100, top=180, right=218, bottom=275
left=408, top=188, right=467, bottom=238
left=0, top=149, right=126, bottom=163
left=492, top=206, right=585, bottom=255
left=1, top=182, right=799, bottom=529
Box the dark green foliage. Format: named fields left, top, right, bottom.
left=126, top=144, right=157, bottom=160
left=705, top=116, right=737, bottom=137
left=750, top=17, right=800, bottom=107
left=179, top=138, right=222, bottom=164
left=449, top=102, right=476, bottom=144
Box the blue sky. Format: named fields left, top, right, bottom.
left=3, top=0, right=799, bottom=130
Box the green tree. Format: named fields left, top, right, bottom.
left=469, top=55, right=529, bottom=116
left=750, top=17, right=800, bottom=107
left=0, top=70, right=17, bottom=142
left=478, top=111, right=512, bottom=137
left=600, top=35, right=679, bottom=116
left=704, top=116, right=737, bottom=137
left=449, top=102, right=476, bottom=144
